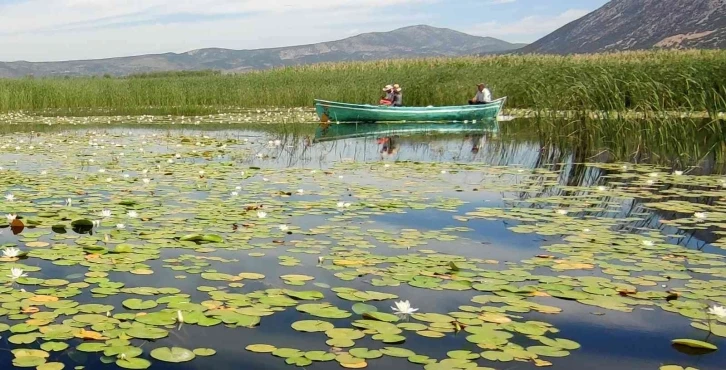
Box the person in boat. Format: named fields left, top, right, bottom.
left=391, top=84, right=403, bottom=107
left=380, top=85, right=394, bottom=106
left=469, top=83, right=492, bottom=105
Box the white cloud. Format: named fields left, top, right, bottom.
left=470, top=9, right=590, bottom=43
left=0, top=0, right=434, bottom=61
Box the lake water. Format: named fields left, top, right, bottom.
left=0, top=119, right=725, bottom=370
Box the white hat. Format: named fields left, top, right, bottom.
left=383, top=85, right=393, bottom=91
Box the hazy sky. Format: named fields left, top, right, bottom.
left=0, top=0, right=610, bottom=62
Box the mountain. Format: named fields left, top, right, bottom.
left=521, top=0, right=726, bottom=54
left=0, top=25, right=524, bottom=78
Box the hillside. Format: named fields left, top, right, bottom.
left=521, top=0, right=726, bottom=54
left=0, top=25, right=524, bottom=78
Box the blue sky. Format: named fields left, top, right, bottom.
left=0, top=0, right=609, bottom=62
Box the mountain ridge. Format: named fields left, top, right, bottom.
left=0, top=25, right=525, bottom=78
left=521, top=0, right=726, bottom=54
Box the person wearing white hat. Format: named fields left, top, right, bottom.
left=469, top=83, right=492, bottom=105
left=380, top=85, right=394, bottom=106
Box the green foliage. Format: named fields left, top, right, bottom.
left=0, top=50, right=724, bottom=116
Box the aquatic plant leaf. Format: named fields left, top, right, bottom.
left=150, top=347, right=196, bottom=363
left=671, top=339, right=717, bottom=351
left=291, top=320, right=334, bottom=333
left=116, top=358, right=152, bottom=370
left=246, top=344, right=277, bottom=353
left=193, top=348, right=216, bottom=356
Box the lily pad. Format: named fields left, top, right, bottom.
left=671, top=339, right=718, bottom=351
left=150, top=347, right=196, bottom=363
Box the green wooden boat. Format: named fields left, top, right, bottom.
left=313, top=121, right=498, bottom=143
left=314, top=98, right=506, bottom=123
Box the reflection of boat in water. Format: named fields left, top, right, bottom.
left=314, top=98, right=506, bottom=123
left=313, top=121, right=498, bottom=143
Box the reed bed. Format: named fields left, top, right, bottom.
left=0, top=50, right=724, bottom=117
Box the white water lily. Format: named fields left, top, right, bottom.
left=127, top=211, right=138, bottom=218
left=100, top=210, right=112, bottom=218
left=274, top=140, right=282, bottom=146
left=318, top=256, right=324, bottom=265
left=643, top=240, right=655, bottom=247
left=297, top=189, right=304, bottom=195
left=142, top=178, right=151, bottom=184
left=92, top=220, right=101, bottom=228
left=279, top=225, right=289, bottom=232
left=646, top=180, right=655, bottom=185
left=648, top=172, right=659, bottom=178
left=123, top=174, right=130, bottom=178
left=116, top=224, right=126, bottom=230
left=674, top=171, right=684, bottom=176
left=8, top=268, right=27, bottom=281
left=199, top=170, right=205, bottom=176
left=98, top=168, right=106, bottom=173
left=167, top=159, right=174, bottom=164
left=66, top=198, right=72, bottom=206
left=555, top=209, right=569, bottom=215
left=597, top=186, right=607, bottom=191
left=338, top=175, right=344, bottom=179
left=708, top=305, right=726, bottom=318
left=6, top=214, right=16, bottom=223
left=337, top=202, right=345, bottom=208
left=119, top=353, right=127, bottom=360
left=177, top=310, right=184, bottom=323
left=235, top=186, right=242, bottom=191
left=175, top=153, right=181, bottom=158
left=3, top=247, right=21, bottom=258
left=231, top=191, right=239, bottom=197
left=391, top=300, right=419, bottom=315
left=262, top=177, right=269, bottom=182
left=5, top=194, right=15, bottom=201
left=257, top=211, right=267, bottom=219
left=695, top=212, right=708, bottom=220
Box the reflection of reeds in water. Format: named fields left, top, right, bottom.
left=1, top=50, right=724, bottom=117
left=501, top=117, right=726, bottom=166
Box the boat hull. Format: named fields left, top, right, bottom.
left=314, top=98, right=506, bottom=123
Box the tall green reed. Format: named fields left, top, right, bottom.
left=0, top=50, right=724, bottom=116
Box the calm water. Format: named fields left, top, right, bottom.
left=0, top=121, right=724, bottom=370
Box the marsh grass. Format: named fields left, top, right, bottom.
left=0, top=50, right=724, bottom=117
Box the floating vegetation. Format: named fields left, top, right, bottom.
left=0, top=126, right=724, bottom=370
